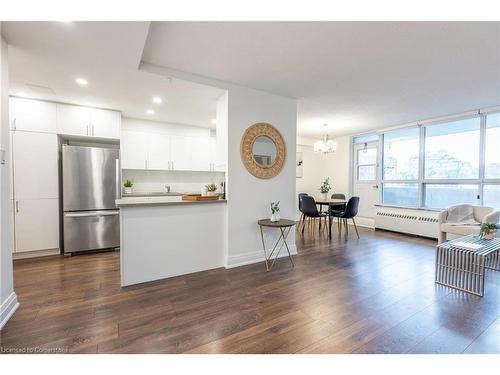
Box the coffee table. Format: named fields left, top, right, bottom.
left=257, top=219, right=295, bottom=271
left=435, top=235, right=500, bottom=296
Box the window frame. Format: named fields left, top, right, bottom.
left=377, top=111, right=500, bottom=210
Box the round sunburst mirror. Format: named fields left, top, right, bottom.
left=240, top=123, right=286, bottom=179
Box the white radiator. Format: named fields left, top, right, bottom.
left=375, top=206, right=439, bottom=239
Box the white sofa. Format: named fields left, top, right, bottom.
left=438, top=205, right=500, bottom=244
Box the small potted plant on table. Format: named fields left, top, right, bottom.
left=205, top=183, right=218, bottom=196
left=270, top=201, right=280, bottom=222
left=319, top=177, right=332, bottom=200
left=480, top=223, right=499, bottom=240
left=123, top=179, right=133, bottom=195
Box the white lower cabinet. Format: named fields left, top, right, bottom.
left=14, top=198, right=59, bottom=253
left=11, top=130, right=59, bottom=253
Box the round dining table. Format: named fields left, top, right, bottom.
left=314, top=198, right=346, bottom=239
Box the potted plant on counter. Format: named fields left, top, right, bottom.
left=205, top=183, right=218, bottom=196
left=123, top=180, right=133, bottom=195
left=270, top=201, right=280, bottom=222
left=480, top=223, right=499, bottom=240
left=319, top=177, right=332, bottom=200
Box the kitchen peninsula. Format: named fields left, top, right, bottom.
left=117, top=196, right=227, bottom=286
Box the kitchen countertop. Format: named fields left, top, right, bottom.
left=116, top=195, right=227, bottom=207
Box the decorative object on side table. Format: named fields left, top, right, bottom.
left=480, top=223, right=499, bottom=240
left=205, top=183, right=218, bottom=196
left=319, top=177, right=332, bottom=200
left=270, top=201, right=280, bottom=222
left=123, top=179, right=133, bottom=195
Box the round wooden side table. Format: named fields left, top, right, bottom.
left=257, top=219, right=296, bottom=271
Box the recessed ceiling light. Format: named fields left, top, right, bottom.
left=211, top=119, right=217, bottom=124
left=146, top=109, right=155, bottom=115
left=75, top=78, right=88, bottom=86
left=152, top=96, right=163, bottom=104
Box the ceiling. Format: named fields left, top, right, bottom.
left=3, top=22, right=224, bottom=128
left=142, top=21, right=500, bottom=138
left=3, top=22, right=500, bottom=138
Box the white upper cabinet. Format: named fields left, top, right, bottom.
left=12, top=131, right=59, bottom=200
left=191, top=137, right=213, bottom=171
left=121, top=130, right=149, bottom=169
left=57, top=104, right=91, bottom=136
left=57, top=103, right=121, bottom=139
left=169, top=135, right=192, bottom=171
left=90, top=108, right=121, bottom=139
left=147, top=133, right=171, bottom=170
left=10, top=97, right=57, bottom=133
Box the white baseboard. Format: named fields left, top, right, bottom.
left=0, top=292, right=19, bottom=330
left=353, top=216, right=375, bottom=229
left=13, top=248, right=60, bottom=260
left=226, top=245, right=298, bottom=269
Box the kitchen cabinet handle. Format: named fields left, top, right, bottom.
left=86, top=125, right=89, bottom=136
left=12, top=118, right=16, bottom=130
left=15, top=200, right=19, bottom=213
left=92, top=125, right=95, bottom=137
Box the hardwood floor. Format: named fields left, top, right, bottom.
left=1, top=226, right=500, bottom=354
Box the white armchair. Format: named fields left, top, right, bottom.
left=438, top=205, right=500, bottom=244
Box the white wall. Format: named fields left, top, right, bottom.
left=0, top=28, right=18, bottom=329
left=296, top=136, right=350, bottom=213
left=226, top=86, right=297, bottom=267
left=141, top=63, right=297, bottom=269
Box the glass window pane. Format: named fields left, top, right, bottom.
left=383, top=127, right=419, bottom=180
left=382, top=183, right=419, bottom=206
left=483, top=185, right=500, bottom=209
left=425, top=184, right=479, bottom=208
left=485, top=113, right=500, bottom=178
left=358, top=165, right=376, bottom=181
left=424, top=117, right=480, bottom=179
left=358, top=148, right=377, bottom=166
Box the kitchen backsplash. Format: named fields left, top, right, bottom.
left=122, top=169, right=225, bottom=194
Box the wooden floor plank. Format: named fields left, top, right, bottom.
left=1, top=226, right=499, bottom=354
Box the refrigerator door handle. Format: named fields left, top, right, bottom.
left=65, top=211, right=119, bottom=218
left=115, top=158, right=121, bottom=200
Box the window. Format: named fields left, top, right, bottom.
left=383, top=127, right=419, bottom=180
left=424, top=117, right=480, bottom=180
left=484, top=185, right=500, bottom=209
left=357, top=148, right=377, bottom=181
left=424, top=184, right=479, bottom=208
left=485, top=113, right=500, bottom=179
left=373, top=112, right=500, bottom=210
left=382, top=183, right=419, bottom=206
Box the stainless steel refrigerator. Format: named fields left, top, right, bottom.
left=62, top=145, right=120, bottom=254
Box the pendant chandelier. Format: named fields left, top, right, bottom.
left=313, top=124, right=337, bottom=154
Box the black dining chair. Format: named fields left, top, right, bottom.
left=331, top=196, right=360, bottom=239
left=329, top=193, right=346, bottom=213
left=298, top=193, right=309, bottom=231
left=300, top=196, right=328, bottom=234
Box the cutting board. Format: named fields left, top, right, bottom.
left=182, top=194, right=219, bottom=201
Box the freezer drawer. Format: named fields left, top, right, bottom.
left=64, top=210, right=120, bottom=253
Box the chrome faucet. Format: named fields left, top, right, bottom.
left=164, top=184, right=171, bottom=193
